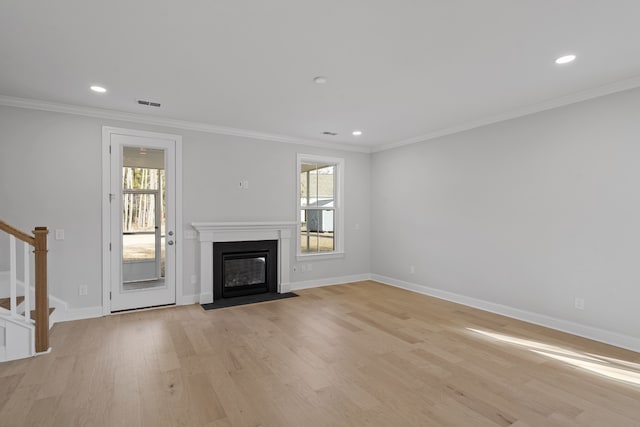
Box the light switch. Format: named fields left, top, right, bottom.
left=55, top=229, right=65, bottom=240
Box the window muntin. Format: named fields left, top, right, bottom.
left=297, top=155, right=343, bottom=256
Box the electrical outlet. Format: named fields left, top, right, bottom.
left=184, top=230, right=197, bottom=240
left=409, top=265, right=415, bottom=274
left=307, top=263, right=312, bottom=272
left=243, top=180, right=249, bottom=189
left=55, top=229, right=65, bottom=240
left=190, top=275, right=197, bottom=285
left=78, top=285, right=88, bottom=296
left=301, top=264, right=306, bottom=273
left=574, top=297, right=585, bottom=310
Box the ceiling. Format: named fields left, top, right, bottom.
left=2, top=1, right=640, bottom=152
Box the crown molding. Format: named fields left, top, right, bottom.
left=0, top=95, right=371, bottom=154
left=4, top=73, right=640, bottom=156
left=372, top=74, right=640, bottom=153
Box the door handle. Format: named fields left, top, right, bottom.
left=167, top=240, right=174, bottom=245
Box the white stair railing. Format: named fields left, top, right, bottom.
left=24, top=240, right=31, bottom=321
left=0, top=220, right=49, bottom=354
left=6, top=235, right=32, bottom=322
left=9, top=235, right=17, bottom=317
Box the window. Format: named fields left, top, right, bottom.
left=297, top=154, right=344, bottom=258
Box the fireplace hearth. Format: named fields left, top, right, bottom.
left=213, top=240, right=277, bottom=299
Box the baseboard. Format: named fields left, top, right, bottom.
left=371, top=274, right=640, bottom=353
left=55, top=294, right=201, bottom=321
left=287, top=273, right=371, bottom=292
left=179, top=294, right=201, bottom=305
left=53, top=306, right=103, bottom=323
left=199, top=292, right=213, bottom=304
left=54, top=294, right=207, bottom=321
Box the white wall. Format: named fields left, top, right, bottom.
left=0, top=106, right=371, bottom=309
left=371, top=88, right=640, bottom=343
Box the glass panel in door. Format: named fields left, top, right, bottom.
left=121, top=149, right=166, bottom=292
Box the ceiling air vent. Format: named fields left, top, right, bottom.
left=137, top=99, right=161, bottom=107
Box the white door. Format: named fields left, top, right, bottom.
left=106, top=130, right=178, bottom=311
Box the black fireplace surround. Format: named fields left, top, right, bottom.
left=213, top=240, right=277, bottom=299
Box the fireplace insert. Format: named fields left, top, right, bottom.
left=213, top=240, right=277, bottom=299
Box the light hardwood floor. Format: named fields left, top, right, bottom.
left=1, top=281, right=639, bottom=426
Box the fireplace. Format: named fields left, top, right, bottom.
left=192, top=221, right=296, bottom=304
left=213, top=240, right=277, bottom=299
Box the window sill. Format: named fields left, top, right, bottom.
left=296, top=252, right=345, bottom=261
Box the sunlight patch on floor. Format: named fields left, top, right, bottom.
left=467, top=328, right=640, bottom=387
left=531, top=350, right=640, bottom=386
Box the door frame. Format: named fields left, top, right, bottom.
left=101, top=126, right=183, bottom=315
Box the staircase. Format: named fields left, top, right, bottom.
left=0, top=220, right=52, bottom=362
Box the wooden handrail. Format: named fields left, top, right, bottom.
left=0, top=220, right=50, bottom=353
left=0, top=220, right=35, bottom=246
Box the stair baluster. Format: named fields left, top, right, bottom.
left=0, top=220, right=49, bottom=360
left=23, top=241, right=31, bottom=321
left=9, top=235, right=17, bottom=318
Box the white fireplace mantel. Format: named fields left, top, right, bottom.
left=192, top=221, right=297, bottom=304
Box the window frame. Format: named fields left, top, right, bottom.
left=296, top=153, right=345, bottom=260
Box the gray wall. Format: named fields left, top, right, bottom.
left=3, top=86, right=638, bottom=344
left=0, top=106, right=371, bottom=309
left=371, top=88, right=640, bottom=339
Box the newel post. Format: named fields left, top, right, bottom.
left=33, top=226, right=49, bottom=353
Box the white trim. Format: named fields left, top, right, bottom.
left=0, top=314, right=34, bottom=361
left=191, top=221, right=297, bottom=235
left=296, top=252, right=345, bottom=261
left=2, top=76, right=640, bottom=155
left=286, top=274, right=371, bottom=293
left=52, top=306, right=104, bottom=323
left=35, top=347, right=52, bottom=356
left=100, top=126, right=111, bottom=316
left=101, top=128, right=110, bottom=315
left=174, top=136, right=184, bottom=305
left=180, top=294, right=201, bottom=305
left=0, top=95, right=370, bottom=153
left=371, top=274, right=640, bottom=353
left=296, top=153, right=345, bottom=258
left=192, top=222, right=297, bottom=304
left=373, top=74, right=640, bottom=152
left=101, top=126, right=183, bottom=314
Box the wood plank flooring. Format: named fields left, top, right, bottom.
left=1, top=281, right=639, bottom=426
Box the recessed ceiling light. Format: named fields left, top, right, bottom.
left=90, top=85, right=107, bottom=93
left=313, top=76, right=328, bottom=84
left=555, top=54, right=576, bottom=65
left=352, top=130, right=363, bottom=136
